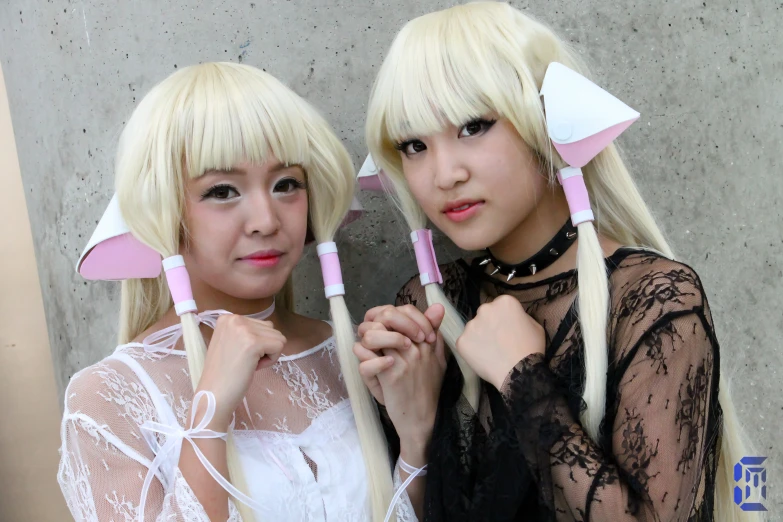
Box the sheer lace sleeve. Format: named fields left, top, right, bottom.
left=391, top=460, right=420, bottom=522
left=499, top=261, right=719, bottom=521
left=57, top=359, right=240, bottom=522
left=395, top=274, right=429, bottom=313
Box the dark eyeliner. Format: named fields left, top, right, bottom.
left=394, top=139, right=417, bottom=152
left=463, top=117, right=497, bottom=133
left=200, top=183, right=236, bottom=200
left=275, top=177, right=307, bottom=192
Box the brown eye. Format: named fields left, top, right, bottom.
left=201, top=184, right=239, bottom=200
left=213, top=186, right=231, bottom=198
left=274, top=177, right=306, bottom=193
left=398, top=140, right=426, bottom=156
left=464, top=122, right=482, bottom=135
left=459, top=118, right=497, bottom=138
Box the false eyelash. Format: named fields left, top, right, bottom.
left=394, top=139, right=418, bottom=151
left=275, top=177, right=307, bottom=191
left=284, top=178, right=307, bottom=188
left=200, top=183, right=237, bottom=200
left=464, top=117, right=497, bottom=130
left=393, top=117, right=498, bottom=150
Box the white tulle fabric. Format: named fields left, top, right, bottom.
left=57, top=309, right=416, bottom=521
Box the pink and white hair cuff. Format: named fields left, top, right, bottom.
left=557, top=167, right=595, bottom=226
left=162, top=255, right=198, bottom=316
left=411, top=229, right=442, bottom=286
left=317, top=242, right=345, bottom=298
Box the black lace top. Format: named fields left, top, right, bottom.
left=385, top=248, right=722, bottom=522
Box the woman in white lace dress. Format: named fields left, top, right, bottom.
left=57, top=62, right=415, bottom=522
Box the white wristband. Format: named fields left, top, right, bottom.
left=384, top=457, right=429, bottom=522
left=398, top=456, right=428, bottom=477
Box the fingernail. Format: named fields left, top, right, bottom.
left=427, top=332, right=436, bottom=344
left=416, top=331, right=425, bottom=343
left=386, top=357, right=394, bottom=365
left=404, top=337, right=412, bottom=347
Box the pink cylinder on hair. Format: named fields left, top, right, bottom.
left=316, top=242, right=345, bottom=298
left=411, top=229, right=443, bottom=286
left=319, top=252, right=343, bottom=288
left=162, top=255, right=198, bottom=316
left=557, top=167, right=595, bottom=226
left=166, top=266, right=194, bottom=304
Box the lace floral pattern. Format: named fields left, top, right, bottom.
left=391, top=462, right=418, bottom=522
left=93, top=363, right=162, bottom=445
left=104, top=492, right=138, bottom=522
left=58, top=331, right=404, bottom=521
left=58, top=446, right=99, bottom=522
left=274, top=355, right=335, bottom=420
left=391, top=249, right=721, bottom=521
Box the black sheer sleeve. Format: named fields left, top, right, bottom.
left=499, top=260, right=720, bottom=521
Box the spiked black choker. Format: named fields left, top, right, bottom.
left=479, top=220, right=578, bottom=281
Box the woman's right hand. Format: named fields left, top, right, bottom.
left=196, top=314, right=287, bottom=430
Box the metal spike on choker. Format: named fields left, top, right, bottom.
left=479, top=220, right=578, bottom=281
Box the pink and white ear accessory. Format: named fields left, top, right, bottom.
left=342, top=194, right=365, bottom=229
left=342, top=161, right=369, bottom=227
left=540, top=62, right=640, bottom=225
left=357, top=154, right=391, bottom=192
left=76, top=194, right=199, bottom=312
left=76, top=194, right=162, bottom=281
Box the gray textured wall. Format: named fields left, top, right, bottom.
left=1, top=0, right=780, bottom=513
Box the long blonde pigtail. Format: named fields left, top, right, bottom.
left=305, top=108, right=395, bottom=520
left=382, top=169, right=480, bottom=410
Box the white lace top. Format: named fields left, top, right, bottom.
left=57, top=311, right=416, bottom=522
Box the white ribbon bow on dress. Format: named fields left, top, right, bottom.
left=138, top=390, right=266, bottom=521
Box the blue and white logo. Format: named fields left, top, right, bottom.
left=734, top=456, right=768, bottom=512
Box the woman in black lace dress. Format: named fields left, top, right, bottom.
left=353, top=3, right=755, bottom=521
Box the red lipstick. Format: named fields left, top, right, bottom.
left=442, top=199, right=484, bottom=223
left=240, top=250, right=283, bottom=267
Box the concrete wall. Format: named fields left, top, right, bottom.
left=1, top=0, right=780, bottom=515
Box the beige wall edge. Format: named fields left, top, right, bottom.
left=0, top=60, right=71, bottom=521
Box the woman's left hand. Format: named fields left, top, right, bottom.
left=456, top=295, right=546, bottom=390
left=355, top=303, right=447, bottom=449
